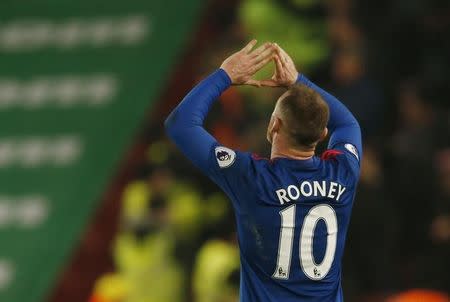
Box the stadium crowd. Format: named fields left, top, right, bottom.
left=90, top=0, right=449, bottom=301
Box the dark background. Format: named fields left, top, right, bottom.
left=51, top=1, right=449, bottom=301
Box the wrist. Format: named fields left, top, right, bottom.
left=295, top=72, right=305, bottom=84
left=291, top=71, right=299, bottom=85
left=219, top=67, right=234, bottom=85
left=215, top=68, right=233, bottom=87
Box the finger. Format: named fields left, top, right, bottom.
left=273, top=44, right=287, bottom=68
left=276, top=44, right=292, bottom=66
left=258, top=79, right=281, bottom=87
left=251, top=54, right=274, bottom=73
left=244, top=79, right=262, bottom=87
left=241, top=39, right=257, bottom=53
left=274, top=54, right=283, bottom=73
left=251, top=45, right=275, bottom=64
left=249, top=42, right=272, bottom=57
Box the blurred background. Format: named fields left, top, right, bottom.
left=0, top=0, right=448, bottom=302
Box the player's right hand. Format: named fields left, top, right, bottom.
left=220, top=40, right=276, bottom=86
left=259, top=44, right=299, bottom=87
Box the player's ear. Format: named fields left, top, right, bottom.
left=273, top=116, right=282, bottom=132
left=267, top=114, right=281, bottom=144
left=319, top=128, right=328, bottom=141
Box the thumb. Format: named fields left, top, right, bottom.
left=258, top=79, right=281, bottom=87
left=244, top=79, right=262, bottom=87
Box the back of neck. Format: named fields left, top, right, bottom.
left=270, top=140, right=315, bottom=160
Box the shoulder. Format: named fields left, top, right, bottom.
left=210, top=145, right=278, bottom=176
left=321, top=149, right=345, bottom=161
left=320, top=143, right=361, bottom=181
left=210, top=145, right=255, bottom=176
left=214, top=146, right=240, bottom=169
left=251, top=153, right=272, bottom=164
left=210, top=147, right=283, bottom=189
left=250, top=153, right=280, bottom=173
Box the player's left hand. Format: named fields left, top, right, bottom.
left=258, top=44, right=299, bottom=87
left=220, top=40, right=276, bottom=87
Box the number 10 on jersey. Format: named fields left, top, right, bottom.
left=273, top=204, right=338, bottom=281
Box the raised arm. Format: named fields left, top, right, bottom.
left=296, top=74, right=362, bottom=154
left=164, top=69, right=230, bottom=171
left=164, top=41, right=275, bottom=172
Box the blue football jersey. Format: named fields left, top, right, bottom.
left=165, top=68, right=362, bottom=302
left=203, top=142, right=360, bottom=302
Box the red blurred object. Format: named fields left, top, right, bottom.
left=88, top=294, right=109, bottom=302
left=388, top=289, right=449, bottom=302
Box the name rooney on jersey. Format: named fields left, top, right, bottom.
left=275, top=180, right=346, bottom=205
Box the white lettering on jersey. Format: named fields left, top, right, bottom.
left=275, top=189, right=290, bottom=205
left=327, top=182, right=338, bottom=199
left=287, top=185, right=300, bottom=200
left=215, top=146, right=236, bottom=168
left=275, top=181, right=347, bottom=205
left=300, top=181, right=313, bottom=197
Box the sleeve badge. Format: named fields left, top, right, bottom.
left=344, top=143, right=359, bottom=161
left=215, top=146, right=236, bottom=168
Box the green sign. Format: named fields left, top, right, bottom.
left=0, top=1, right=203, bottom=301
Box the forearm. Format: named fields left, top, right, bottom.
left=164, top=69, right=231, bottom=168
left=296, top=74, right=361, bottom=151
left=296, top=74, right=358, bottom=131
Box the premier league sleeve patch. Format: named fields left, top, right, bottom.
left=215, top=146, right=236, bottom=168
left=344, top=143, right=359, bottom=161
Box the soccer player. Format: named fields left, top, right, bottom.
left=165, top=40, right=362, bottom=302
